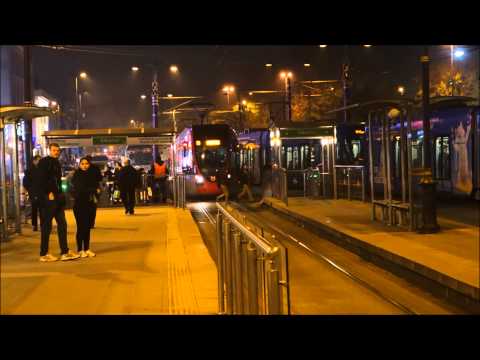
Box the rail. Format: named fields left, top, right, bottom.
left=216, top=202, right=290, bottom=314
left=272, top=167, right=288, bottom=206
left=333, top=165, right=366, bottom=202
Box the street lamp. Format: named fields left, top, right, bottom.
left=319, top=45, right=327, bottom=48
left=397, top=86, right=405, bottom=96
left=75, top=71, right=87, bottom=130
left=279, top=71, right=293, bottom=122
left=131, top=66, right=139, bottom=72
left=140, top=94, right=147, bottom=100
left=223, top=85, right=235, bottom=105
left=170, top=65, right=179, bottom=74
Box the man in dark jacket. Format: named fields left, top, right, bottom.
left=23, top=155, right=42, bottom=231
left=37, top=143, right=80, bottom=262
left=85, top=155, right=103, bottom=228
left=118, top=159, right=140, bottom=215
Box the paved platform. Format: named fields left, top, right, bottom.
left=1, top=206, right=218, bottom=315
left=263, top=197, right=479, bottom=301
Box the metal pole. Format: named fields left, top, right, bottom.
left=13, top=124, right=21, bottom=233
left=240, top=237, right=249, bottom=313
left=223, top=221, right=233, bottom=314
left=406, top=107, right=414, bottom=231
left=361, top=166, right=366, bottom=202
left=385, top=112, right=393, bottom=225
left=419, top=46, right=439, bottom=233
left=232, top=231, right=243, bottom=314
left=303, top=170, right=307, bottom=197
left=267, top=259, right=281, bottom=314
left=332, top=130, right=337, bottom=199
left=75, top=76, right=79, bottom=130
left=216, top=212, right=225, bottom=314
left=368, top=112, right=376, bottom=220
left=400, top=109, right=407, bottom=203
left=23, top=45, right=33, bottom=168
left=257, top=255, right=266, bottom=314
left=0, top=122, right=8, bottom=240
left=246, top=242, right=259, bottom=314
left=151, top=69, right=159, bottom=163
left=347, top=167, right=351, bottom=200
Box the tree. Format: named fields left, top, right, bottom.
left=291, top=83, right=342, bottom=121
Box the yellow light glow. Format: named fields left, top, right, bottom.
left=131, top=66, right=139, bottom=72
left=249, top=92, right=253, bottom=96
left=195, top=140, right=202, bottom=146
left=265, top=63, right=273, bottom=67
left=287, top=72, right=293, bottom=78
left=280, top=72, right=286, bottom=79
left=304, top=63, right=311, bottom=67
left=363, top=45, right=372, bottom=48
left=170, top=65, right=178, bottom=73
left=319, top=45, right=327, bottom=48
left=140, top=94, right=147, bottom=100
left=167, top=94, right=173, bottom=98
left=205, top=139, right=221, bottom=146
left=79, top=72, right=87, bottom=79
left=355, top=129, right=365, bottom=135
left=242, top=100, right=247, bottom=105
left=50, top=101, right=58, bottom=107
left=229, top=86, right=234, bottom=92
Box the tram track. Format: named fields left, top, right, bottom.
left=190, top=201, right=462, bottom=314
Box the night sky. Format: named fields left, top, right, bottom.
left=30, top=45, right=439, bottom=128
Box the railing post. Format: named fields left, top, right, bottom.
left=246, top=242, right=259, bottom=314
left=361, top=167, right=366, bottom=202
left=267, top=258, right=281, bottom=314
left=240, top=236, right=249, bottom=313
left=347, top=167, right=351, bottom=201
left=333, top=166, right=338, bottom=199
left=232, top=231, right=243, bottom=314
left=303, top=170, right=307, bottom=197
left=216, top=212, right=225, bottom=314
left=223, top=221, right=233, bottom=314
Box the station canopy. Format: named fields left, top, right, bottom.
left=42, top=127, right=175, bottom=148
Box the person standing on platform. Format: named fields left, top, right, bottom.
left=215, top=168, right=230, bottom=203
left=85, top=155, right=103, bottom=228
left=70, top=157, right=98, bottom=258
left=118, top=159, right=140, bottom=215
left=23, top=155, right=42, bottom=231
left=37, top=143, right=80, bottom=262
left=153, top=156, right=168, bottom=203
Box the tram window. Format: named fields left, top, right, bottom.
left=434, top=136, right=450, bottom=180
left=411, top=139, right=423, bottom=168
left=287, top=147, right=293, bottom=169
left=293, top=146, right=299, bottom=169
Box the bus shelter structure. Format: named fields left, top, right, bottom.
left=1, top=106, right=53, bottom=241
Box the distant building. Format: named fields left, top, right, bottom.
left=33, top=89, right=58, bottom=156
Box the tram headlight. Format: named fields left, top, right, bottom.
left=195, top=175, right=205, bottom=184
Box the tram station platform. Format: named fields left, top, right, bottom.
left=1, top=206, right=218, bottom=315
left=263, top=197, right=480, bottom=302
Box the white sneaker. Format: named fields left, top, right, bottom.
left=40, top=254, right=58, bottom=262
left=79, top=250, right=88, bottom=258
left=60, top=251, right=80, bottom=261
left=85, top=250, right=96, bottom=258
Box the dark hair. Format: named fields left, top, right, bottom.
left=33, top=155, right=42, bottom=161
left=49, top=143, right=60, bottom=149
left=79, top=157, right=90, bottom=164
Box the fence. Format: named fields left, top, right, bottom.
left=216, top=202, right=290, bottom=314
left=333, top=165, right=366, bottom=202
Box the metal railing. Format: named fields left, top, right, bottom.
left=216, top=202, right=290, bottom=315
left=172, top=174, right=186, bottom=209
left=333, top=165, right=366, bottom=202
left=272, top=167, right=288, bottom=206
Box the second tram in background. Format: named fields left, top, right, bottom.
left=174, top=124, right=239, bottom=198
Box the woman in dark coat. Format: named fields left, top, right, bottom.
left=70, top=157, right=98, bottom=258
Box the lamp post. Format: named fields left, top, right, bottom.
left=223, top=85, right=235, bottom=106
left=279, top=71, right=292, bottom=122
left=74, top=72, right=87, bottom=130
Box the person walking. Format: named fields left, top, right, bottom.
left=84, top=155, right=103, bottom=228
left=70, top=157, right=98, bottom=258
left=237, top=165, right=254, bottom=202
left=37, top=143, right=79, bottom=262
left=23, top=155, right=42, bottom=231
left=215, top=168, right=230, bottom=203
left=154, top=157, right=168, bottom=203
left=118, top=159, right=140, bottom=215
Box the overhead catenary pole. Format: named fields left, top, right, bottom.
left=151, top=69, right=159, bottom=162
left=23, top=45, right=33, bottom=167
left=418, top=46, right=439, bottom=233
